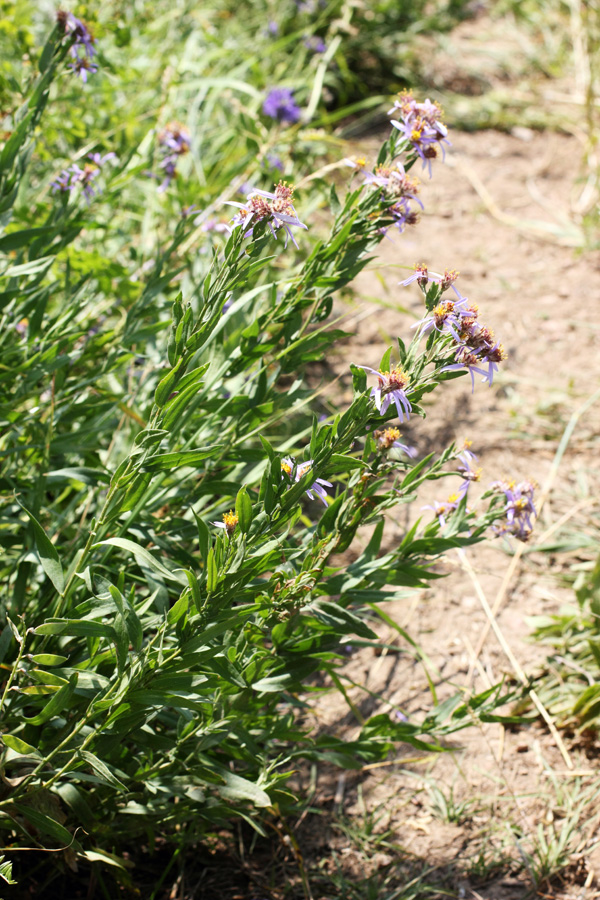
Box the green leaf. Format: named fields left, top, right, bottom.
left=35, top=620, right=116, bottom=640
left=206, top=547, right=218, bottom=594
left=19, top=503, right=64, bottom=594
left=92, top=537, right=186, bottom=584
left=15, top=802, right=82, bottom=851
left=217, top=771, right=271, bottom=808
left=154, top=358, right=186, bottom=407
left=23, top=674, right=78, bottom=725
left=2, top=734, right=40, bottom=757
left=30, top=654, right=68, bottom=666
left=80, top=750, right=126, bottom=791
left=0, top=854, right=16, bottom=885
left=142, top=447, right=220, bottom=472
left=235, top=487, right=253, bottom=534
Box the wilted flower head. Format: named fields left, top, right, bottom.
left=389, top=90, right=450, bottom=177
left=373, top=427, right=416, bottom=457
left=281, top=457, right=332, bottom=506
left=226, top=182, right=307, bottom=248
left=354, top=363, right=412, bottom=422
left=262, top=88, right=301, bottom=124
left=213, top=510, right=238, bottom=536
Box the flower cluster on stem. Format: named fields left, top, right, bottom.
left=389, top=91, right=450, bottom=177
left=155, top=123, right=191, bottom=193
left=57, top=10, right=98, bottom=82
left=51, top=152, right=116, bottom=201
left=491, top=479, right=536, bottom=542
left=227, top=182, right=307, bottom=248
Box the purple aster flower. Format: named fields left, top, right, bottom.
left=50, top=169, right=72, bottom=193
left=491, top=479, right=536, bottom=542
left=262, top=88, right=301, bottom=124
left=51, top=151, right=115, bottom=202
left=225, top=181, right=308, bottom=248
left=389, top=91, right=450, bottom=177
left=153, top=123, right=191, bottom=192
left=67, top=56, right=98, bottom=82
left=401, top=264, right=463, bottom=297
left=353, top=363, right=412, bottom=422
left=412, top=296, right=473, bottom=341
left=441, top=350, right=493, bottom=393
left=200, top=217, right=229, bottom=234
left=423, top=493, right=460, bottom=528
left=373, top=426, right=417, bottom=457
left=456, top=451, right=482, bottom=495
left=281, top=457, right=332, bottom=506
left=58, top=10, right=98, bottom=81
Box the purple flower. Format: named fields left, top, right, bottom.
left=262, top=88, right=301, bottom=124
left=201, top=217, right=229, bottom=234
left=353, top=363, right=412, bottom=422
left=423, top=493, right=460, bottom=528
left=266, top=20, right=279, bottom=36
left=389, top=91, right=450, bottom=177
left=67, top=56, right=98, bottom=82
left=281, top=457, right=332, bottom=506
left=491, top=479, right=536, bottom=542
left=373, top=426, right=417, bottom=457
left=401, top=265, right=463, bottom=297
left=51, top=152, right=116, bottom=202
left=58, top=10, right=98, bottom=80
left=304, top=36, right=327, bottom=53
left=226, top=181, right=308, bottom=248
left=154, top=123, right=191, bottom=192
left=456, top=450, right=482, bottom=495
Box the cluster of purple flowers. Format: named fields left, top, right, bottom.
left=345, top=158, right=423, bottom=236
left=57, top=10, right=98, bottom=82
left=281, top=458, right=332, bottom=506
left=156, top=123, right=191, bottom=193
left=491, top=479, right=536, bottom=542
left=389, top=91, right=450, bottom=177
left=226, top=181, right=307, bottom=248
left=51, top=152, right=116, bottom=202
left=402, top=265, right=506, bottom=392
left=262, top=88, right=301, bottom=124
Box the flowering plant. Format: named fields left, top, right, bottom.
left=0, top=9, right=528, bottom=893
